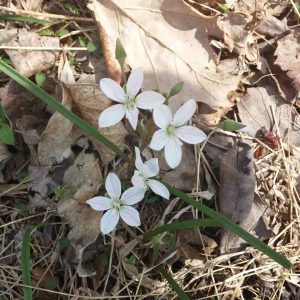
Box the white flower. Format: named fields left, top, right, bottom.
left=87, top=173, right=145, bottom=234
left=131, top=147, right=170, bottom=200
left=98, top=68, right=165, bottom=130
left=149, top=99, right=207, bottom=169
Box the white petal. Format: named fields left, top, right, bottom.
left=173, top=99, right=196, bottom=126
left=98, top=104, right=125, bottom=128
left=149, top=129, right=169, bottom=151
left=143, top=158, right=159, bottom=178
left=100, top=208, right=120, bottom=234
left=153, top=105, right=172, bottom=128
left=136, top=91, right=165, bottom=109
left=100, top=78, right=126, bottom=102
left=131, top=171, right=147, bottom=189
left=105, top=173, right=121, bottom=198
left=87, top=196, right=111, bottom=211
left=176, top=126, right=207, bottom=144
left=126, top=67, right=143, bottom=97
left=120, top=206, right=141, bottom=226
left=134, top=147, right=144, bottom=171
left=125, top=107, right=139, bottom=130
left=147, top=179, right=170, bottom=200
left=121, top=187, right=145, bottom=205
left=164, top=138, right=182, bottom=168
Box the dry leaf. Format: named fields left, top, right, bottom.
left=1, top=29, right=59, bottom=77
left=89, top=0, right=241, bottom=123
left=219, top=142, right=256, bottom=253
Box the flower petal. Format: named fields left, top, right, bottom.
left=131, top=171, right=147, bottom=189
left=105, top=172, right=121, bottom=198
left=164, top=138, right=182, bottom=168
left=100, top=78, right=126, bottom=102
left=87, top=196, right=111, bottom=211
left=136, top=91, right=165, bottom=109
left=153, top=104, right=172, bottom=128
left=100, top=208, right=120, bottom=234
left=149, top=129, right=169, bottom=151
left=134, top=147, right=144, bottom=171
left=98, top=104, right=125, bottom=128
left=173, top=99, right=196, bottom=126
left=126, top=67, right=143, bottom=97
left=176, top=126, right=207, bottom=144
left=120, top=206, right=141, bottom=226
left=147, top=179, right=170, bottom=200
left=125, top=107, right=139, bottom=130
left=121, top=187, right=145, bottom=205
left=143, top=158, right=159, bottom=178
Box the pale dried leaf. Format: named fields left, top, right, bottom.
left=1, top=29, right=60, bottom=77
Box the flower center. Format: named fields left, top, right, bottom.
left=124, top=96, right=136, bottom=110
left=111, top=198, right=125, bottom=210
left=165, top=123, right=176, bottom=136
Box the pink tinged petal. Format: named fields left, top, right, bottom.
left=136, top=91, right=165, bottom=109
left=134, top=147, right=144, bottom=171
left=125, top=107, right=139, bottom=130
left=87, top=196, right=111, bottom=211
left=98, top=104, right=125, bottom=128
left=164, top=138, right=182, bottom=169
left=143, top=158, right=159, bottom=178
left=121, top=187, right=145, bottom=205
left=147, top=179, right=170, bottom=200
left=120, top=206, right=141, bottom=226
left=153, top=105, right=172, bottom=128
left=173, top=99, right=197, bottom=126
left=100, top=208, right=120, bottom=234
left=126, top=67, right=143, bottom=97
left=105, top=172, right=121, bottom=198
left=149, top=129, right=169, bottom=151
left=100, top=78, right=126, bottom=102
left=131, top=171, right=147, bottom=189
left=176, top=126, right=207, bottom=144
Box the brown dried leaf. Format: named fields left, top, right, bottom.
left=0, top=29, right=59, bottom=77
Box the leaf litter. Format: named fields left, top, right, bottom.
left=0, top=0, right=300, bottom=299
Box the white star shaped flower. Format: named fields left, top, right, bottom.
left=131, top=147, right=170, bottom=200
left=149, top=99, right=207, bottom=169
left=98, top=68, right=165, bottom=130
left=87, top=173, right=145, bottom=234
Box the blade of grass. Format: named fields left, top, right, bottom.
left=159, top=267, right=189, bottom=300
left=0, top=59, right=123, bottom=156
left=164, top=182, right=292, bottom=269
left=0, top=13, right=54, bottom=24
left=145, top=218, right=220, bottom=240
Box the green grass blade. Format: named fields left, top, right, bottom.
left=21, top=228, right=33, bottom=300
left=165, top=182, right=292, bottom=269
left=0, top=59, right=123, bottom=156
left=145, top=218, right=220, bottom=240
left=0, top=13, right=53, bottom=24
left=159, top=267, right=189, bottom=300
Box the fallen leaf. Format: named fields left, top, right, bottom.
left=1, top=28, right=60, bottom=77
left=89, top=0, right=242, bottom=123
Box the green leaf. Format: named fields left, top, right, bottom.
left=115, top=38, right=127, bottom=66
left=0, top=104, right=7, bottom=121
left=1, top=58, right=12, bottom=66
left=35, top=72, right=46, bottom=86
left=59, top=237, right=70, bottom=248
left=168, top=81, right=184, bottom=98
left=146, top=194, right=159, bottom=204
left=0, top=13, right=53, bottom=25
left=14, top=200, right=29, bottom=212
left=145, top=218, right=220, bottom=240
left=55, top=28, right=69, bottom=37
left=64, top=3, right=80, bottom=15
left=159, top=267, right=189, bottom=300
left=217, top=119, right=246, bottom=132
left=0, top=123, right=14, bottom=145
left=0, top=59, right=123, bottom=155
left=218, top=4, right=230, bottom=12
left=46, top=276, right=59, bottom=290
left=78, top=36, right=86, bottom=47
left=126, top=255, right=136, bottom=265
left=87, top=41, right=98, bottom=52
left=54, top=186, right=70, bottom=200
left=39, top=29, right=55, bottom=37
left=68, top=57, right=76, bottom=66
left=164, top=182, right=292, bottom=269
left=151, top=235, right=160, bottom=263
left=22, top=228, right=33, bottom=300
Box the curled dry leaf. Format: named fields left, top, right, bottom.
left=219, top=142, right=256, bottom=253
left=0, top=29, right=59, bottom=77
left=89, top=0, right=242, bottom=123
